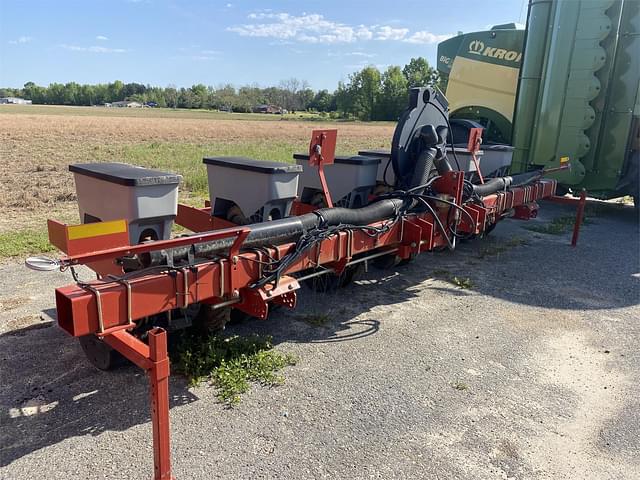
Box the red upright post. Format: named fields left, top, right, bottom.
left=308, top=129, right=337, bottom=209
left=148, top=328, right=174, bottom=480
left=571, top=189, right=587, bottom=247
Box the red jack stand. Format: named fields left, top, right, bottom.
left=104, top=328, right=174, bottom=480
left=548, top=189, right=587, bottom=247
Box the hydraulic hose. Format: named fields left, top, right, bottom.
left=409, top=148, right=437, bottom=196
left=471, top=170, right=543, bottom=197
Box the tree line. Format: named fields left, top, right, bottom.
left=0, top=57, right=439, bottom=121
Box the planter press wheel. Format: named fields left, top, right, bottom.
left=372, top=254, right=411, bottom=269
left=79, top=335, right=126, bottom=371
left=193, top=304, right=231, bottom=332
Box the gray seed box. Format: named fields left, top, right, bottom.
left=69, top=163, right=181, bottom=244
left=293, top=154, right=380, bottom=208
left=203, top=157, right=302, bottom=221
left=358, top=147, right=514, bottom=184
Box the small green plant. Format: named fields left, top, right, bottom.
left=0, top=229, right=57, bottom=258
left=172, top=332, right=297, bottom=405
left=432, top=270, right=473, bottom=289
left=451, top=276, right=473, bottom=289
left=452, top=380, right=469, bottom=391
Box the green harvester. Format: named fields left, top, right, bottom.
left=437, top=0, right=639, bottom=205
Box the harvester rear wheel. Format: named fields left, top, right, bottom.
left=79, top=335, right=126, bottom=371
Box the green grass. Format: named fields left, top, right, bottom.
left=93, top=139, right=386, bottom=201
left=524, top=214, right=591, bottom=235
left=0, top=229, right=56, bottom=258
left=0, top=104, right=322, bottom=122
left=0, top=104, right=395, bottom=125
left=110, top=141, right=300, bottom=198
left=172, top=331, right=297, bottom=405
left=477, top=237, right=529, bottom=258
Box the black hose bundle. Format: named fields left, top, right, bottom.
left=143, top=198, right=406, bottom=267
left=470, top=170, right=543, bottom=198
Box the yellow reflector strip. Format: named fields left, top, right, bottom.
left=67, top=219, right=128, bottom=240
left=560, top=156, right=570, bottom=164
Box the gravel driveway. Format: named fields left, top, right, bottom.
left=1, top=201, right=638, bottom=479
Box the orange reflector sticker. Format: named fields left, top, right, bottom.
left=67, top=219, right=128, bottom=240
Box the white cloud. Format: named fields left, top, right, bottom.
left=60, top=44, right=127, bottom=53
left=96, top=35, right=109, bottom=41
left=8, top=35, right=32, bottom=45
left=228, top=12, right=448, bottom=46
left=347, top=52, right=376, bottom=58
left=171, top=48, right=222, bottom=61
left=404, top=31, right=453, bottom=44
left=228, top=13, right=372, bottom=44
left=375, top=26, right=408, bottom=41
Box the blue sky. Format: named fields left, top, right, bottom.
left=0, top=0, right=524, bottom=90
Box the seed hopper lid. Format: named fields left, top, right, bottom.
left=69, top=163, right=182, bottom=186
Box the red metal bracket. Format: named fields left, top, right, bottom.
left=175, top=203, right=237, bottom=233
left=513, top=202, right=539, bottom=220
left=397, top=217, right=434, bottom=259
left=228, top=228, right=251, bottom=296
left=461, top=203, right=487, bottom=234
left=234, top=276, right=300, bottom=319
left=433, top=171, right=465, bottom=206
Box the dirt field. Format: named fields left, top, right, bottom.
left=0, top=105, right=394, bottom=234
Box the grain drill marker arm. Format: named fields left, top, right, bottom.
left=28, top=88, right=560, bottom=480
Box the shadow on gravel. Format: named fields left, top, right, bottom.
left=0, top=324, right=198, bottom=467
left=1, top=202, right=637, bottom=467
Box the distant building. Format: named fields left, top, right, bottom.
left=253, top=104, right=284, bottom=114
left=110, top=100, right=143, bottom=108
left=0, top=97, right=32, bottom=105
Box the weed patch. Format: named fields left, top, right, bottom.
left=172, top=332, right=297, bottom=406
left=452, top=380, right=469, bottom=391
left=0, top=229, right=56, bottom=258
left=524, top=214, right=591, bottom=235
left=451, top=276, right=474, bottom=289
left=296, top=312, right=331, bottom=327
left=432, top=270, right=474, bottom=289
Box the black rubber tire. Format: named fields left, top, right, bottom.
left=194, top=304, right=230, bottom=332
left=372, top=253, right=403, bottom=269
left=483, top=222, right=498, bottom=236
left=79, top=335, right=126, bottom=371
